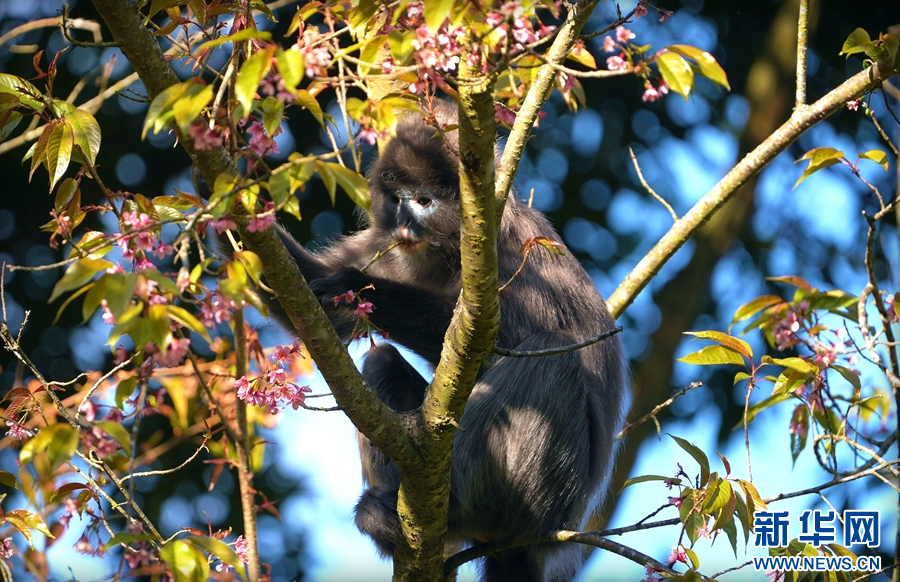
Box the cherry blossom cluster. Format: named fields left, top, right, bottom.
left=235, top=340, right=311, bottom=414
left=118, top=210, right=174, bottom=271
left=216, top=535, right=250, bottom=572
left=332, top=286, right=391, bottom=347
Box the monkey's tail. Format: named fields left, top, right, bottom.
left=481, top=543, right=583, bottom=582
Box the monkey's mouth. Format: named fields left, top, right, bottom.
left=395, top=238, right=425, bottom=252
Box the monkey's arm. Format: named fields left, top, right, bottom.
left=309, top=267, right=454, bottom=365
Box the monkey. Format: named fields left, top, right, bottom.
left=217, top=102, right=628, bottom=581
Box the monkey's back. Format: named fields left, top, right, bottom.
left=448, top=196, right=628, bottom=549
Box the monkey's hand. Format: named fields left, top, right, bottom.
left=308, top=267, right=373, bottom=310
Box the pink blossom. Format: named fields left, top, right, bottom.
left=104, top=407, right=124, bottom=422
left=188, top=122, right=223, bottom=150
left=696, top=524, right=711, bottom=538
left=667, top=545, right=688, bottom=565
left=80, top=399, right=98, bottom=422
left=886, top=294, right=898, bottom=323
left=667, top=495, right=683, bottom=509
left=233, top=535, right=250, bottom=562
left=606, top=54, right=629, bottom=71
left=0, top=538, right=13, bottom=559
left=153, top=337, right=191, bottom=367
left=247, top=201, right=276, bottom=233
left=615, top=25, right=635, bottom=43
left=381, top=58, right=395, bottom=74
left=60, top=497, right=80, bottom=528
left=273, top=344, right=295, bottom=364
left=154, top=243, right=175, bottom=259
left=642, top=85, right=664, bottom=102
left=5, top=421, right=31, bottom=440
left=268, top=367, right=288, bottom=385
left=358, top=127, right=379, bottom=146
left=634, top=2, right=648, bottom=18
left=354, top=300, right=374, bottom=318
left=847, top=99, right=860, bottom=111
left=602, top=35, right=617, bottom=53
left=124, top=543, right=153, bottom=569
left=212, top=219, right=238, bottom=234
left=100, top=299, right=116, bottom=325
left=640, top=562, right=663, bottom=582
left=246, top=121, right=281, bottom=158
left=85, top=425, right=119, bottom=457
left=494, top=105, right=517, bottom=126
left=658, top=9, right=674, bottom=22
left=74, top=533, right=94, bottom=555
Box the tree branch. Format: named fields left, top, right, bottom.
left=606, top=55, right=900, bottom=318
left=88, top=0, right=415, bottom=467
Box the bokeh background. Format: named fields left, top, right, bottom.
left=0, top=0, right=898, bottom=580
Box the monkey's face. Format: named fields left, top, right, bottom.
left=368, top=127, right=460, bottom=255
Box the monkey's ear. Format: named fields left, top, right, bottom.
left=191, top=166, right=212, bottom=201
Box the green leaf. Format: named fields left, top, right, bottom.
left=667, top=44, right=730, bottom=90
left=684, top=546, right=700, bottom=570
left=45, top=120, right=74, bottom=192
left=65, top=109, right=101, bottom=165
left=161, top=540, right=210, bottom=582
left=679, top=493, right=705, bottom=543
left=4, top=509, right=54, bottom=545
left=858, top=149, right=889, bottom=171
left=677, top=344, right=745, bottom=367
left=703, top=478, right=733, bottom=513
left=620, top=474, right=680, bottom=491
left=172, top=82, right=214, bottom=135
left=260, top=96, right=284, bottom=138
left=804, top=289, right=857, bottom=311
left=656, top=52, right=694, bottom=99
left=20, top=423, right=79, bottom=472
left=731, top=295, right=784, bottom=329
left=116, top=376, right=138, bottom=409
left=49, top=257, right=113, bottom=303
left=0, top=470, right=17, bottom=488
left=0, top=73, right=42, bottom=110
left=103, top=531, right=156, bottom=551
left=276, top=47, right=305, bottom=91
left=50, top=482, right=90, bottom=502
left=166, top=305, right=211, bottom=342
left=793, top=147, right=844, bottom=188
left=669, top=434, right=710, bottom=484
left=142, top=82, right=185, bottom=139
left=684, top=330, right=752, bottom=359
left=316, top=161, right=337, bottom=205
left=235, top=47, right=274, bottom=119
left=789, top=405, right=809, bottom=466
left=767, top=275, right=814, bottom=291
left=96, top=421, right=132, bottom=456
left=770, top=368, right=809, bottom=398
left=187, top=536, right=248, bottom=582
left=840, top=28, right=874, bottom=57
left=566, top=44, right=597, bottom=69
left=296, top=89, right=325, bottom=127
left=832, top=364, right=861, bottom=392
left=423, top=0, right=454, bottom=31
left=326, top=162, right=371, bottom=211
left=196, top=28, right=273, bottom=51
left=735, top=478, right=766, bottom=513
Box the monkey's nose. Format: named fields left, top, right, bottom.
left=396, top=225, right=412, bottom=240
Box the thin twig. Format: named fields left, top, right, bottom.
left=617, top=382, right=702, bottom=439
left=629, top=147, right=677, bottom=222
left=494, top=326, right=622, bottom=358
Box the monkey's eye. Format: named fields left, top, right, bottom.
left=417, top=196, right=433, bottom=207
left=389, top=194, right=400, bottom=205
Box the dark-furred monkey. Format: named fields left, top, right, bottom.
left=257, top=102, right=627, bottom=581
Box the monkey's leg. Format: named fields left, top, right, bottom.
left=355, top=344, right=428, bottom=558
left=451, top=332, right=606, bottom=582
